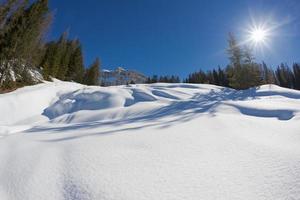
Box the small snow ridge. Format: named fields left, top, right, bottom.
left=125, top=88, right=157, bottom=106
left=245, top=85, right=300, bottom=100
left=151, top=90, right=180, bottom=100
left=43, top=89, right=126, bottom=119
left=224, top=103, right=295, bottom=120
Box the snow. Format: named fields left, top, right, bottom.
left=102, top=69, right=111, bottom=73
left=0, top=61, right=43, bottom=85
left=0, top=80, right=300, bottom=200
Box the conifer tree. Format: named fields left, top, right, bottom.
left=4, top=0, right=49, bottom=63
left=293, top=63, right=300, bottom=90
left=226, top=33, right=244, bottom=89
left=0, top=0, right=18, bottom=28
left=49, top=31, right=69, bottom=79
left=151, top=75, right=158, bottom=83
left=57, top=32, right=71, bottom=80
left=40, top=41, right=56, bottom=79
left=275, top=64, right=295, bottom=89
left=227, top=33, right=262, bottom=89
left=0, top=0, right=51, bottom=89
left=218, top=67, right=229, bottom=87
left=212, top=69, right=219, bottom=85
left=261, top=62, right=275, bottom=84
left=40, top=32, right=74, bottom=79
left=65, top=40, right=84, bottom=83
left=242, top=47, right=262, bottom=87
left=83, top=58, right=100, bottom=85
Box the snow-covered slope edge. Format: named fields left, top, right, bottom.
left=1, top=81, right=299, bottom=127
left=0, top=81, right=300, bottom=200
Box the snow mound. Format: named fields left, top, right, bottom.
left=1, top=82, right=300, bottom=125
left=0, top=82, right=300, bottom=200
left=44, top=87, right=131, bottom=119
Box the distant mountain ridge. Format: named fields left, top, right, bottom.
left=100, top=67, right=147, bottom=86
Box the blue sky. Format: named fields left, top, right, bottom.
left=48, top=0, right=300, bottom=78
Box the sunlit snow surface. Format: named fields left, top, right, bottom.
left=0, top=79, right=300, bottom=200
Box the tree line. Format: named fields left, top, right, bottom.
left=185, top=33, right=300, bottom=90
left=146, top=75, right=181, bottom=84
left=40, top=31, right=100, bottom=85
left=0, top=0, right=100, bottom=91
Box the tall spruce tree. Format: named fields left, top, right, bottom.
left=242, top=47, right=262, bottom=87
left=218, top=67, right=229, bottom=87
left=227, top=33, right=262, bottom=89
left=57, top=31, right=71, bottom=80
left=293, top=63, right=300, bottom=90
left=226, top=33, right=244, bottom=89
left=0, top=0, right=51, bottom=89
left=275, top=64, right=295, bottom=89
left=40, top=41, right=57, bottom=79
left=41, top=35, right=87, bottom=83
left=3, top=0, right=50, bottom=64
left=65, top=40, right=84, bottom=83
left=83, top=58, right=100, bottom=86
left=261, top=62, right=275, bottom=84
left=50, top=31, right=68, bottom=79
left=0, top=0, right=19, bottom=28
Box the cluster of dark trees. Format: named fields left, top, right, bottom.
left=0, top=0, right=100, bottom=91
left=0, top=0, right=50, bottom=89
left=146, top=75, right=180, bottom=83
left=184, top=67, right=229, bottom=86
left=185, top=34, right=300, bottom=90
left=40, top=31, right=101, bottom=85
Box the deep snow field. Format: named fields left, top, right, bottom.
left=0, top=79, right=300, bottom=200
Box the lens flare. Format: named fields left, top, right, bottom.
left=243, top=22, right=273, bottom=52
left=250, top=28, right=267, bottom=43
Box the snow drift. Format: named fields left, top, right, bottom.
left=0, top=80, right=300, bottom=200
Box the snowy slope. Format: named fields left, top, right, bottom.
left=0, top=81, right=300, bottom=200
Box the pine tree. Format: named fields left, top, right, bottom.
left=145, top=77, right=150, bottom=84
left=227, top=33, right=244, bottom=89
left=275, top=64, right=295, bottom=89
left=151, top=75, right=158, bottom=83
left=65, top=40, right=84, bottom=83
left=0, top=0, right=51, bottom=89
left=83, top=58, right=100, bottom=85
left=40, top=32, right=77, bottom=80
left=0, top=0, right=19, bottom=28
left=6, top=0, right=49, bottom=63
left=293, top=63, right=300, bottom=90
left=57, top=32, right=72, bottom=80
left=242, top=47, right=262, bottom=88
left=227, top=33, right=262, bottom=89
left=261, top=62, right=275, bottom=84
left=0, top=0, right=28, bottom=59
left=227, top=33, right=242, bottom=69
left=218, top=67, right=228, bottom=87
left=50, top=31, right=69, bottom=79
left=40, top=41, right=56, bottom=79
left=212, top=69, right=219, bottom=85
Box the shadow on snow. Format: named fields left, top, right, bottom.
left=25, top=86, right=299, bottom=142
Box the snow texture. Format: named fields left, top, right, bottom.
left=0, top=80, right=300, bottom=200
left=0, top=61, right=43, bottom=86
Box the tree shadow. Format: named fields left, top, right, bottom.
left=27, top=86, right=299, bottom=142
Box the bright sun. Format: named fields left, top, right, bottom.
left=245, top=15, right=288, bottom=51
left=250, top=28, right=267, bottom=43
